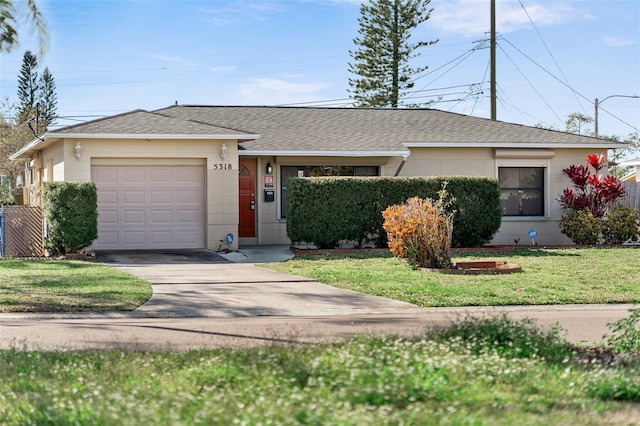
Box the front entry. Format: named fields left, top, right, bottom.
left=238, top=159, right=256, bottom=238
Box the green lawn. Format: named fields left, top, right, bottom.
left=2, top=250, right=640, bottom=424
left=0, top=259, right=151, bottom=313
left=264, top=248, right=640, bottom=307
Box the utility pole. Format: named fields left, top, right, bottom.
left=490, top=0, right=497, bottom=121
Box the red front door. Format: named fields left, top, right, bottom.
left=238, top=159, right=256, bottom=238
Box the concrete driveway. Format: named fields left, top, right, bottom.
left=0, top=247, right=635, bottom=351
left=97, top=248, right=426, bottom=318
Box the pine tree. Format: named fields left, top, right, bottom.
left=39, top=66, right=57, bottom=128
left=348, top=0, right=438, bottom=108
left=0, top=0, right=48, bottom=55
left=17, top=50, right=39, bottom=122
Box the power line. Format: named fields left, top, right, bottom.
left=409, top=40, right=488, bottom=85
left=497, top=42, right=563, bottom=123
left=518, top=0, right=588, bottom=116
left=501, top=36, right=639, bottom=134
left=471, top=60, right=491, bottom=116
left=404, top=42, right=487, bottom=104
left=500, top=36, right=591, bottom=104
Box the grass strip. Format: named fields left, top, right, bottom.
left=265, top=248, right=640, bottom=307
left=0, top=259, right=151, bottom=312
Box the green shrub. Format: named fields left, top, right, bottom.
left=560, top=204, right=639, bottom=245
left=42, top=182, right=98, bottom=255
left=426, top=314, right=574, bottom=364
left=382, top=189, right=454, bottom=269
left=559, top=210, right=604, bottom=245
left=286, top=176, right=501, bottom=249
left=0, top=183, right=14, bottom=205
left=604, top=308, right=640, bottom=354
left=603, top=204, right=640, bottom=244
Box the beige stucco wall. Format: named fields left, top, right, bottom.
left=254, top=147, right=608, bottom=247
left=31, top=138, right=609, bottom=249
left=491, top=148, right=601, bottom=245
left=38, top=137, right=240, bottom=250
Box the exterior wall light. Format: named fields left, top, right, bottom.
left=220, top=143, right=228, bottom=160
left=74, top=142, right=82, bottom=159
left=266, top=162, right=273, bottom=174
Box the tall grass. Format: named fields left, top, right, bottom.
left=1, top=317, right=638, bottom=425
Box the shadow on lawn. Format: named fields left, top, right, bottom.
left=0, top=259, right=95, bottom=269
left=454, top=248, right=582, bottom=258
left=293, top=247, right=582, bottom=261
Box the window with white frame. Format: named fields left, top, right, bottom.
left=498, top=166, right=545, bottom=217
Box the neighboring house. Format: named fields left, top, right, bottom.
left=10, top=105, right=626, bottom=251
left=620, top=157, right=640, bottom=182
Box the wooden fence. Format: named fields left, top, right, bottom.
left=621, top=182, right=640, bottom=209
left=0, top=206, right=43, bottom=257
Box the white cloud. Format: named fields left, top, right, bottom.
left=237, top=78, right=329, bottom=104
left=603, top=36, right=638, bottom=47
left=208, top=65, right=236, bottom=72
left=145, top=54, right=183, bottom=62
left=430, top=0, right=576, bottom=38
left=199, top=2, right=285, bottom=27
left=144, top=54, right=235, bottom=73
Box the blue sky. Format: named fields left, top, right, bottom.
left=1, top=0, right=638, bottom=139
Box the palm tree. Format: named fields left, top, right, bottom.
left=0, top=0, right=47, bottom=55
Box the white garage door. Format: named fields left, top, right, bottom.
left=91, top=165, right=205, bottom=250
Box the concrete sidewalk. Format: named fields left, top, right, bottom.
left=0, top=306, right=635, bottom=351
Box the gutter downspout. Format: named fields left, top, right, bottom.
left=394, top=155, right=409, bottom=176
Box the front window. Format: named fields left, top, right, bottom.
left=280, top=166, right=379, bottom=218
left=499, top=167, right=545, bottom=216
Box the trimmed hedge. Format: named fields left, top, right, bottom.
left=42, top=182, right=98, bottom=255
left=286, top=176, right=501, bottom=249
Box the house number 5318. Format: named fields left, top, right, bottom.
left=212, top=163, right=232, bottom=170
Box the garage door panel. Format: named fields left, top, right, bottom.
left=175, top=209, right=201, bottom=224
left=176, top=230, right=201, bottom=243
left=98, top=190, right=118, bottom=204
left=92, top=165, right=205, bottom=250
left=176, top=189, right=200, bottom=203
left=177, top=167, right=204, bottom=183
left=94, top=168, right=118, bottom=183
left=99, top=210, right=118, bottom=224
left=149, top=209, right=172, bottom=224
left=97, top=231, right=118, bottom=245
left=123, top=190, right=145, bottom=204
left=123, top=210, right=146, bottom=224
left=150, top=190, right=172, bottom=203
left=124, top=231, right=145, bottom=244
left=149, top=169, right=170, bottom=181
left=150, top=230, right=173, bottom=244
left=123, top=169, right=146, bottom=183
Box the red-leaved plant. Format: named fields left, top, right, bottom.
left=558, top=153, right=625, bottom=218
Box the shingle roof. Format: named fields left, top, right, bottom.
left=53, top=109, right=256, bottom=138
left=155, top=105, right=625, bottom=153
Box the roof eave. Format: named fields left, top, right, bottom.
left=50, top=133, right=260, bottom=140
left=239, top=150, right=410, bottom=157
left=9, top=136, right=44, bottom=160
left=9, top=133, right=261, bottom=160
left=403, top=142, right=628, bottom=149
